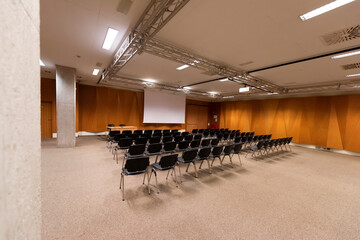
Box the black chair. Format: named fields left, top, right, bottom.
left=221, top=144, right=234, bottom=166
left=231, top=143, right=243, bottom=165
left=149, top=136, right=161, bottom=144
left=240, top=132, right=246, bottom=137
left=246, top=141, right=264, bottom=158
left=190, top=140, right=200, bottom=149
left=122, top=130, right=132, bottom=136
left=198, top=129, right=204, bottom=134
left=234, top=137, right=241, bottom=143
left=124, top=144, right=146, bottom=166
left=163, top=130, right=170, bottom=134
left=185, top=135, right=193, bottom=142
left=154, top=130, right=162, bottom=134
left=181, top=131, right=189, bottom=136
left=172, top=132, right=180, bottom=137
left=286, top=137, right=293, bottom=151
left=114, top=138, right=133, bottom=164
left=152, top=154, right=179, bottom=187
left=177, top=141, right=190, bottom=151
left=192, top=129, right=198, bottom=134
left=194, top=134, right=202, bottom=140
left=144, top=130, right=153, bottom=135
left=153, top=132, right=162, bottom=137
left=120, top=157, right=158, bottom=201
left=146, top=143, right=163, bottom=162
left=119, top=124, right=126, bottom=126
left=197, top=147, right=212, bottom=173
left=241, top=136, right=248, bottom=144
left=106, top=130, right=120, bottom=150
left=203, top=131, right=209, bottom=138
left=210, top=145, right=223, bottom=167
left=201, top=139, right=210, bottom=147
left=162, top=136, right=173, bottom=143
left=174, top=135, right=183, bottom=143
left=135, top=137, right=148, bottom=145
left=163, top=132, right=171, bottom=137
left=177, top=149, right=198, bottom=179
left=211, top=138, right=220, bottom=147
left=209, top=131, right=215, bottom=137
left=162, top=141, right=177, bottom=154
left=129, top=133, right=139, bottom=140
left=111, top=133, right=125, bottom=153
left=134, top=130, right=143, bottom=135
left=171, top=129, right=178, bottom=133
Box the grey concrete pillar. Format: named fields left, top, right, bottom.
left=0, top=0, right=41, bottom=239
left=56, top=65, right=76, bottom=147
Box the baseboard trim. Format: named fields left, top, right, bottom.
left=291, top=142, right=360, bottom=157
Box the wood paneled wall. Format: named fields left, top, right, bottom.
left=219, top=95, right=360, bottom=152
left=41, top=78, right=57, bottom=134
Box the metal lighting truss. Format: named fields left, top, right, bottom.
left=99, top=0, right=190, bottom=83
left=144, top=38, right=284, bottom=93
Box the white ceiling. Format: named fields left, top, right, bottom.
left=40, top=0, right=360, bottom=98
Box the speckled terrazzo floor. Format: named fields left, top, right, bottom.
left=41, top=136, right=360, bottom=240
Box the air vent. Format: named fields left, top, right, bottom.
left=96, top=62, right=103, bottom=67
left=117, top=0, right=133, bottom=15
left=342, top=62, right=360, bottom=70
left=201, top=71, right=217, bottom=76
left=320, top=25, right=360, bottom=46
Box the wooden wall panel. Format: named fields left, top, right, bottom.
left=220, top=94, right=360, bottom=152
left=41, top=78, right=56, bottom=135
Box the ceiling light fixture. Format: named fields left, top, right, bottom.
left=331, top=50, right=360, bottom=59
left=219, top=78, right=229, bottom=82
left=39, top=59, right=45, bottom=66
left=102, top=27, right=119, bottom=50
left=239, top=86, right=250, bottom=93
left=143, top=78, right=157, bottom=83
left=176, top=64, right=189, bottom=70
left=183, top=86, right=191, bottom=89
left=346, top=73, right=360, bottom=77
left=193, top=60, right=200, bottom=63
left=299, top=0, right=355, bottom=21
left=223, top=96, right=234, bottom=99
left=208, top=91, right=218, bottom=95
left=92, top=69, right=100, bottom=75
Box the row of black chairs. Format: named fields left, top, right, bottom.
left=119, top=143, right=244, bottom=201
left=246, top=137, right=293, bottom=158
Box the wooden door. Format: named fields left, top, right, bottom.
left=186, top=104, right=209, bottom=131
left=41, top=102, right=52, bottom=138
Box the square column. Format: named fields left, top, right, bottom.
left=56, top=65, right=76, bottom=147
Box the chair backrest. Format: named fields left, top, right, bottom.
left=240, top=132, right=245, bottom=137
left=257, top=141, right=264, bottom=149
left=172, top=132, right=180, bottom=137
left=212, top=146, right=223, bottom=157
left=233, top=143, right=243, bottom=153
left=216, top=133, right=223, bottom=140
left=128, top=144, right=146, bottom=156
left=211, top=138, right=220, bottom=146
left=119, top=124, right=126, bottom=126
left=149, top=136, right=161, bottom=144
left=203, top=131, right=209, bottom=137
left=144, top=130, right=153, bottom=135
left=129, top=134, right=139, bottom=140
left=198, top=129, right=204, bottom=133
left=236, top=130, right=240, bottom=133
left=118, top=138, right=133, bottom=148
left=201, top=139, right=210, bottom=147
left=185, top=135, right=193, bottom=141
left=147, top=143, right=162, bottom=154
left=253, top=135, right=258, bottom=142
left=181, top=131, right=189, bottom=136
left=163, top=132, right=171, bottom=137
left=174, top=135, right=183, bottom=143
left=135, top=137, right=148, bottom=145
left=134, top=130, right=143, bottom=135
left=124, top=157, right=149, bottom=173
left=159, top=154, right=178, bottom=168
left=190, top=140, right=200, bottom=148
left=192, top=129, right=198, bottom=134
left=107, top=124, right=115, bottom=127
left=263, top=140, right=269, bottom=148
left=141, top=134, right=151, bottom=139
left=194, top=134, right=202, bottom=140
left=178, top=141, right=190, bottom=150
left=229, top=133, right=235, bottom=139
left=163, top=141, right=177, bottom=151
left=114, top=134, right=124, bottom=142
left=198, top=147, right=211, bottom=159
left=154, top=130, right=162, bottom=134
left=122, top=130, right=132, bottom=136
left=288, top=137, right=293, bottom=144
left=153, top=132, right=162, bottom=137
left=235, top=132, right=240, bottom=137
left=247, top=136, right=253, bottom=142
left=241, top=136, right=247, bottom=143
left=171, top=129, right=178, bottom=133
left=163, top=129, right=170, bottom=133
left=109, top=130, right=120, bottom=137
left=234, top=137, right=241, bottom=143
left=223, top=144, right=234, bottom=154
left=162, top=136, right=173, bottom=143
left=182, top=149, right=198, bottom=162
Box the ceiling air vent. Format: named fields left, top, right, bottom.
left=342, top=62, right=360, bottom=70
left=320, top=25, right=360, bottom=46
left=117, top=0, right=133, bottom=15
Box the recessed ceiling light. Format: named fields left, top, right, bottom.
left=299, top=0, right=355, bottom=21
left=219, top=78, right=229, bottom=82
left=176, top=64, right=189, bottom=70
left=183, top=86, right=191, bottom=89
left=143, top=78, right=157, bottom=83
left=39, top=59, right=45, bottom=66
left=208, top=91, right=218, bottom=94
left=239, top=87, right=250, bottom=93
left=332, top=50, right=360, bottom=59
left=223, top=96, right=234, bottom=99
left=346, top=73, right=360, bottom=77
left=102, top=27, right=119, bottom=50
left=92, top=69, right=100, bottom=75
left=193, top=60, right=200, bottom=63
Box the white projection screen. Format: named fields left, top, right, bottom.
left=143, top=89, right=186, bottom=124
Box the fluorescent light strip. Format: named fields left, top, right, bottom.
left=219, top=78, right=229, bottom=82
left=183, top=86, right=191, bottom=89
left=208, top=91, right=218, bottom=94
left=39, top=59, right=45, bottom=66
left=92, top=69, right=100, bottom=75
left=176, top=64, right=189, bottom=70
left=143, top=78, right=157, bottom=83
left=223, top=96, right=234, bottom=99
left=331, top=50, right=360, bottom=59
left=346, top=73, right=360, bottom=77
left=239, top=87, right=250, bottom=93
left=102, top=28, right=119, bottom=50
left=300, top=0, right=355, bottom=21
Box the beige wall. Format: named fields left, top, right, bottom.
left=0, top=0, right=41, bottom=239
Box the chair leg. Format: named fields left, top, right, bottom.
left=288, top=144, right=292, bottom=152
left=211, top=157, right=215, bottom=166
left=206, top=159, right=211, bottom=174
left=199, top=160, right=204, bottom=169
left=186, top=163, right=190, bottom=172
left=153, top=170, right=159, bottom=194
left=173, top=168, right=179, bottom=187
left=147, top=172, right=151, bottom=195
left=166, top=169, right=171, bottom=180
left=238, top=154, right=242, bottom=165
left=143, top=170, right=147, bottom=184
left=193, top=162, right=198, bottom=178
left=229, top=155, right=234, bottom=167
left=178, top=163, right=182, bottom=183
left=121, top=174, right=125, bottom=201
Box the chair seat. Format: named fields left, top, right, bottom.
left=118, top=146, right=130, bottom=150
left=146, top=152, right=161, bottom=156
left=152, top=163, right=173, bottom=171
left=122, top=168, right=147, bottom=176
left=247, top=146, right=258, bottom=150
left=177, top=157, right=192, bottom=163
left=125, top=153, right=145, bottom=158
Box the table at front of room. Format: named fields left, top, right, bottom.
left=107, top=126, right=138, bottom=133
